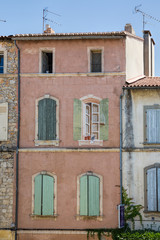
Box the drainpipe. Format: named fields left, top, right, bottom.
left=14, top=40, right=20, bottom=240
left=120, top=90, right=124, bottom=204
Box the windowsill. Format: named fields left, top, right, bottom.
left=78, top=140, right=103, bottom=146
left=143, top=142, right=160, bottom=145
left=76, top=215, right=103, bottom=221
left=30, top=214, right=58, bottom=220
left=34, top=140, right=59, bottom=146
left=143, top=211, right=160, bottom=217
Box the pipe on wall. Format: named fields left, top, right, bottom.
left=14, top=40, right=20, bottom=240
left=120, top=91, right=124, bottom=204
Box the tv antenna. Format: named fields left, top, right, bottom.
left=43, top=8, right=61, bottom=32
left=135, top=5, right=160, bottom=32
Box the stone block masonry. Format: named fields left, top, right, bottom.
left=0, top=39, right=17, bottom=229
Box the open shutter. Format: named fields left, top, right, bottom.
left=34, top=174, right=42, bottom=215
left=147, top=109, right=157, bottom=143
left=0, top=103, right=8, bottom=141
left=80, top=175, right=87, bottom=215
left=73, top=99, right=82, bottom=140
left=147, top=168, right=157, bottom=211
left=158, top=168, right=160, bottom=211
left=42, top=175, right=54, bottom=215
left=89, top=176, right=100, bottom=216
left=38, top=98, right=56, bottom=140
left=100, top=98, right=108, bottom=140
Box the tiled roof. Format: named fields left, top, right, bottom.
left=124, top=77, right=160, bottom=88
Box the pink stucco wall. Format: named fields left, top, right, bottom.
left=16, top=37, right=126, bottom=232
left=18, top=152, right=120, bottom=229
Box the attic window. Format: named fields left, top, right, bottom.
left=91, top=50, right=102, bottom=72
left=42, top=52, right=53, bottom=73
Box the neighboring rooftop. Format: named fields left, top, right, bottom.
left=124, top=77, right=160, bottom=88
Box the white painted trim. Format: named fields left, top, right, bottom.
left=18, top=230, right=88, bottom=234
left=0, top=46, right=7, bottom=74
left=39, top=48, right=55, bottom=73
left=87, top=46, right=104, bottom=73
left=77, top=172, right=103, bottom=220
left=35, top=95, right=59, bottom=145
left=32, top=171, right=57, bottom=216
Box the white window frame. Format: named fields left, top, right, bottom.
left=77, top=172, right=103, bottom=220
left=32, top=171, right=57, bottom=218
left=0, top=46, right=7, bottom=74
left=35, top=94, right=59, bottom=146
left=87, top=47, right=104, bottom=73
left=0, top=102, right=8, bottom=141
left=39, top=48, right=55, bottom=73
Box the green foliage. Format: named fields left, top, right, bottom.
left=117, top=231, right=160, bottom=240
left=122, top=188, right=143, bottom=229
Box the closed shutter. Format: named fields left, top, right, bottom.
left=147, top=168, right=157, bottom=211
left=73, top=99, right=82, bottom=140
left=158, top=168, right=160, bottom=211
left=156, top=110, right=160, bottom=142
left=0, top=103, right=8, bottom=141
left=80, top=175, right=87, bottom=215
left=89, top=176, right=100, bottom=216
left=146, top=109, right=160, bottom=143
left=38, top=98, right=56, bottom=140
left=100, top=98, right=108, bottom=140
left=34, top=174, right=42, bottom=215
left=42, top=175, right=54, bottom=215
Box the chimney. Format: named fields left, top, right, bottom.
left=44, top=24, right=55, bottom=34
left=143, top=31, right=155, bottom=76
left=125, top=23, right=135, bottom=35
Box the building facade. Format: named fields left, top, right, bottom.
left=0, top=37, right=18, bottom=240
left=11, top=24, right=145, bottom=240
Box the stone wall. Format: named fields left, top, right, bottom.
left=0, top=39, right=17, bottom=228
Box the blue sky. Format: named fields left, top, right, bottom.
left=1, top=0, right=160, bottom=75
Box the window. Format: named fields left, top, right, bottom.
left=73, top=96, right=108, bottom=144
left=39, top=48, right=55, bottom=73
left=0, top=103, right=8, bottom=141
left=91, top=50, right=102, bottom=72
left=144, top=106, right=160, bottom=143
left=144, top=164, right=160, bottom=212
left=35, top=95, right=59, bottom=146
left=0, top=53, right=4, bottom=73
left=33, top=172, right=57, bottom=216
left=77, top=172, right=103, bottom=218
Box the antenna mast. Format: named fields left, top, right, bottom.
left=135, top=5, right=160, bottom=32
left=0, top=19, right=6, bottom=22
left=42, top=8, right=61, bottom=32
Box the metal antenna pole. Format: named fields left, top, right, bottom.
left=0, top=19, right=6, bottom=22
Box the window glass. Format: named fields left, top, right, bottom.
left=0, top=54, right=4, bottom=73
left=91, top=51, right=101, bottom=72
left=42, top=52, right=53, bottom=73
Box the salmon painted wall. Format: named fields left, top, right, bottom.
left=18, top=152, right=120, bottom=229
left=18, top=39, right=125, bottom=74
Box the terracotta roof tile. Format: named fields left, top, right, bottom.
left=124, top=77, right=160, bottom=88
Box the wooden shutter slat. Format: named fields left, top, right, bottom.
left=34, top=174, right=42, bottom=215
left=156, top=110, right=160, bottom=143
left=42, top=175, right=54, bottom=215
left=73, top=99, right=82, bottom=140
left=100, top=98, right=108, bottom=140
left=147, top=168, right=157, bottom=211
left=88, top=176, right=100, bottom=216
left=147, top=109, right=157, bottom=142
left=80, top=175, right=87, bottom=215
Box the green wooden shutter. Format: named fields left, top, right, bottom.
left=38, top=98, right=56, bottom=140
left=80, top=175, right=87, bottom=215
left=100, top=98, right=109, bottom=140
left=34, top=174, right=42, bottom=215
left=88, top=176, right=100, bottom=216
left=73, top=99, right=82, bottom=140
left=42, top=175, right=54, bottom=215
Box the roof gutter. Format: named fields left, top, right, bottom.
left=123, top=86, right=160, bottom=90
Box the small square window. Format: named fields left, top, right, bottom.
left=91, top=50, right=102, bottom=72
left=42, top=52, right=53, bottom=73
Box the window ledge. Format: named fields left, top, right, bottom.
left=34, top=140, right=59, bottom=146
left=78, top=140, right=103, bottom=146
left=76, top=215, right=103, bottom=221
left=30, top=214, right=58, bottom=220
left=143, top=142, right=160, bottom=145
left=143, top=211, right=160, bottom=217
